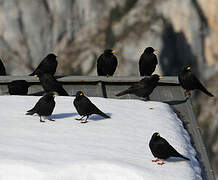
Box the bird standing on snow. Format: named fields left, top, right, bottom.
left=178, top=66, right=214, bottom=97
left=149, top=132, right=190, bottom=165
left=116, top=74, right=161, bottom=100
left=29, top=53, right=57, bottom=76
left=139, top=47, right=158, bottom=76
left=73, top=91, right=110, bottom=123
left=8, top=80, right=30, bottom=95
left=34, top=70, right=69, bottom=96
left=26, top=92, right=57, bottom=122
left=97, top=49, right=118, bottom=77
left=0, top=58, right=6, bottom=75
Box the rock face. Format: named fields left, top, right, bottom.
left=194, top=73, right=218, bottom=178
left=0, top=0, right=217, bottom=78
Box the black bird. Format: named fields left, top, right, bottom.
left=26, top=92, right=56, bottom=122
left=0, top=58, right=6, bottom=75
left=178, top=66, right=214, bottom=97
left=97, top=49, right=118, bottom=77
left=30, top=53, right=57, bottom=76
left=139, top=47, right=158, bottom=76
left=116, top=74, right=161, bottom=100
left=73, top=91, right=110, bottom=123
left=34, top=70, right=69, bottom=96
left=8, top=80, right=30, bottom=95
left=149, top=132, right=190, bottom=165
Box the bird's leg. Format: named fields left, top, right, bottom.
left=106, top=74, right=109, bottom=78
left=81, top=116, right=89, bottom=123
left=145, top=96, right=150, bottom=101
left=157, top=160, right=165, bottom=165
left=76, top=116, right=85, bottom=121
left=48, top=117, right=55, bottom=121
left=152, top=158, right=159, bottom=162
left=40, top=116, right=45, bottom=123
left=185, top=90, right=192, bottom=97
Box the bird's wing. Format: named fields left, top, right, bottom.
left=27, top=96, right=45, bottom=113
left=161, top=138, right=183, bottom=157
left=47, top=75, right=69, bottom=96
left=97, top=54, right=105, bottom=75
left=152, top=54, right=158, bottom=65
left=29, top=59, right=46, bottom=75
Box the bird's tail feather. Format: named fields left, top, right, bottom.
left=29, top=71, right=35, bottom=76
left=200, top=86, right=214, bottom=97
left=25, top=110, right=35, bottom=115
left=116, top=90, right=130, bottom=97
left=57, top=87, right=69, bottom=96
left=179, top=154, right=190, bottom=161
left=97, top=110, right=110, bottom=119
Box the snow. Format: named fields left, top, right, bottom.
left=0, top=95, right=202, bottom=180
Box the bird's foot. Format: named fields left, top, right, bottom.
left=48, top=118, right=55, bottom=121
left=185, top=90, right=192, bottom=97
left=152, top=158, right=159, bottom=162
left=81, top=120, right=88, bottom=123
left=75, top=116, right=84, bottom=121
left=157, top=161, right=165, bottom=165
left=40, top=120, right=45, bottom=123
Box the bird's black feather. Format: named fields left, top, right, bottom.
left=0, top=58, right=6, bottom=75
left=139, top=47, right=158, bottom=76
left=149, top=132, right=190, bottom=161
left=26, top=92, right=56, bottom=122
left=178, top=66, right=214, bottom=97
left=35, top=70, right=69, bottom=96
left=73, top=91, right=110, bottom=122
left=8, top=80, right=31, bottom=95
left=30, top=53, right=57, bottom=76
left=97, top=49, right=118, bottom=76
left=116, top=74, right=160, bottom=99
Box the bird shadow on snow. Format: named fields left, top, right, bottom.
left=166, top=157, right=189, bottom=163
left=89, top=113, right=112, bottom=121
left=50, top=113, right=77, bottom=119
left=163, top=97, right=188, bottom=105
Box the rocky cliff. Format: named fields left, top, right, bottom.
left=0, top=0, right=217, bottom=78
left=0, top=0, right=217, bottom=177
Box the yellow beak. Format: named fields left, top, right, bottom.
left=154, top=49, right=158, bottom=52
left=157, top=133, right=160, bottom=136
left=53, top=94, right=57, bottom=97
left=187, top=66, right=191, bottom=70
left=112, top=50, right=116, bottom=54
left=159, top=76, right=163, bottom=79
left=34, top=75, right=38, bottom=78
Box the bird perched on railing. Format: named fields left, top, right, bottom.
left=178, top=66, right=214, bottom=97
left=73, top=91, right=110, bottom=123
left=97, top=49, right=118, bottom=77
left=29, top=53, right=57, bottom=76
left=116, top=74, right=162, bottom=100
left=26, top=92, right=57, bottom=122
left=8, top=80, right=31, bottom=95
left=149, top=132, right=190, bottom=165
left=139, top=47, right=158, bottom=76
left=34, top=70, right=69, bottom=96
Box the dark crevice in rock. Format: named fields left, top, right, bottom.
left=159, top=21, right=198, bottom=76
